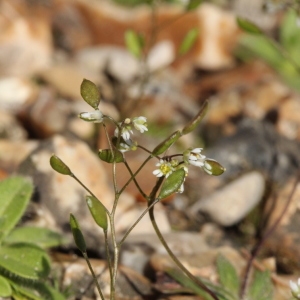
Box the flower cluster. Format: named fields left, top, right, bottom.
left=152, top=148, right=224, bottom=193
left=290, top=279, right=300, bottom=299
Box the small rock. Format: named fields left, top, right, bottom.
left=189, top=171, right=266, bottom=226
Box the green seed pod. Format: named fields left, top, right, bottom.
left=69, top=214, right=86, bottom=253
left=86, top=196, right=108, bottom=231
left=80, top=79, right=101, bottom=109
left=203, top=159, right=226, bottom=176
left=50, top=155, right=72, bottom=175
left=98, top=149, right=124, bottom=163
left=158, top=168, right=186, bottom=200
left=152, top=131, right=181, bottom=156
left=181, top=101, right=208, bottom=135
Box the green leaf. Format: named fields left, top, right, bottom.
left=179, top=28, right=198, bottom=55
left=182, top=100, right=208, bottom=135
left=0, top=243, right=50, bottom=280
left=80, top=79, right=101, bottom=109
left=280, top=9, right=300, bottom=62
left=237, top=17, right=263, bottom=34
left=203, top=159, right=226, bottom=176
left=248, top=270, right=273, bottom=300
left=69, top=214, right=86, bottom=253
left=125, top=30, right=143, bottom=58
left=167, top=268, right=230, bottom=300
left=86, top=196, right=108, bottom=230
left=9, top=280, right=65, bottom=300
left=186, top=0, right=203, bottom=11
left=158, top=168, right=185, bottom=200
left=0, top=275, right=11, bottom=297
left=98, top=149, right=124, bottom=163
left=216, top=254, right=239, bottom=297
left=152, top=130, right=181, bottom=156
left=5, top=226, right=64, bottom=248
left=0, top=177, right=33, bottom=242
left=50, top=155, right=72, bottom=176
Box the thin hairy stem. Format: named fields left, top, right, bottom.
left=124, top=160, right=147, bottom=199
left=83, top=252, right=105, bottom=300
left=119, top=155, right=152, bottom=194
left=240, top=173, right=300, bottom=299
left=118, top=199, right=159, bottom=246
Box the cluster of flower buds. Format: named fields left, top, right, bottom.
left=152, top=148, right=224, bottom=193
left=78, top=78, right=225, bottom=196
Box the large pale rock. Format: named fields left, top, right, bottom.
left=189, top=171, right=266, bottom=226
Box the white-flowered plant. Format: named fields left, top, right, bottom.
left=50, top=79, right=226, bottom=300
left=290, top=279, right=300, bottom=299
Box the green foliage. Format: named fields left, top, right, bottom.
left=0, top=176, right=65, bottom=300
left=216, top=255, right=239, bottom=298
left=158, top=168, right=186, bottom=200
left=86, top=196, right=108, bottom=231
left=98, top=149, right=125, bottom=163
left=237, top=10, right=300, bottom=91
left=179, top=28, right=199, bottom=55
left=80, top=79, right=101, bottom=109
left=186, top=0, right=203, bottom=11
left=50, top=155, right=72, bottom=176
left=237, top=17, right=262, bottom=34
left=69, top=214, right=87, bottom=253
left=152, top=130, right=181, bottom=156
left=248, top=270, right=273, bottom=300
left=125, top=30, right=144, bottom=58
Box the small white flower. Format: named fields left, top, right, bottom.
left=132, top=116, right=148, bottom=133
left=153, top=159, right=174, bottom=178
left=79, top=110, right=103, bottom=123
left=188, top=148, right=206, bottom=168
left=290, top=278, right=300, bottom=299
left=114, top=126, right=133, bottom=140
left=117, top=139, right=137, bottom=153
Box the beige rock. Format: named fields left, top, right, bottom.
left=0, top=1, right=52, bottom=76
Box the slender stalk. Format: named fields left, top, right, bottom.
left=240, top=173, right=300, bottom=299
left=147, top=177, right=219, bottom=300
left=70, top=174, right=110, bottom=215
left=124, top=160, right=147, bottom=199
left=104, top=230, right=113, bottom=290
left=118, top=199, right=159, bottom=246
left=119, top=155, right=152, bottom=194
left=83, top=252, right=105, bottom=300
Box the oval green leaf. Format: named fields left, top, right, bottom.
left=69, top=214, right=86, bottom=253
left=86, top=196, right=108, bottom=230
left=179, top=28, right=198, bottom=55
left=80, top=79, right=101, bottom=109
left=203, top=159, right=225, bottom=176
left=50, top=155, right=72, bottom=175
left=98, top=149, right=124, bottom=163
left=0, top=276, right=12, bottom=297
left=0, top=176, right=33, bottom=243
left=152, top=130, right=181, bottom=156
left=158, top=168, right=186, bottom=200
left=237, top=17, right=262, bottom=35
left=0, top=243, right=50, bottom=280
left=5, top=226, right=64, bottom=248
left=125, top=30, right=143, bottom=58
left=182, top=100, right=208, bottom=135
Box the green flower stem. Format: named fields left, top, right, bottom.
left=83, top=252, right=105, bottom=300
left=118, top=198, right=159, bottom=246
left=137, top=144, right=154, bottom=155
left=70, top=174, right=110, bottom=215
left=123, top=160, right=147, bottom=199
left=119, top=155, right=152, bottom=194
left=104, top=230, right=113, bottom=290
left=148, top=178, right=219, bottom=300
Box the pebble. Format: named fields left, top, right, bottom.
left=189, top=171, right=266, bottom=226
